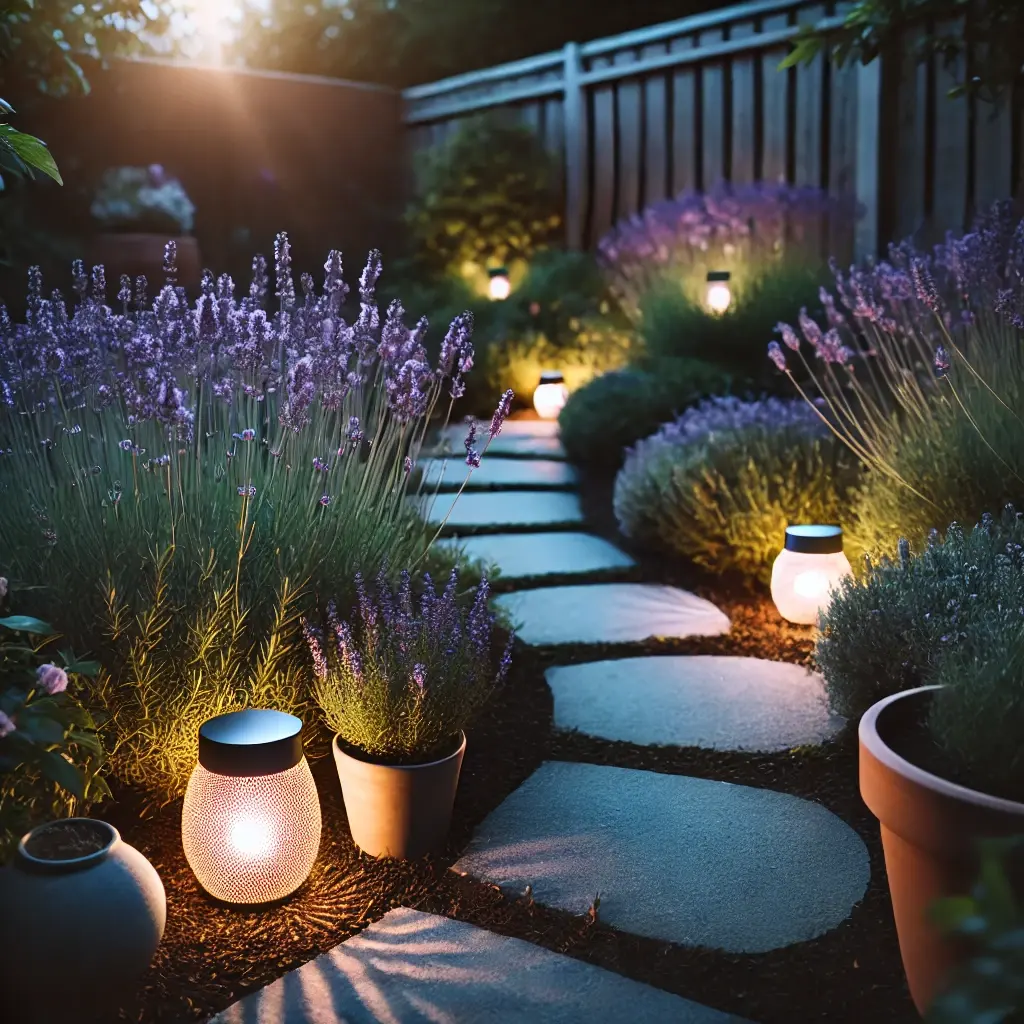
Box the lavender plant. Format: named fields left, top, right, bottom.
left=598, top=182, right=852, bottom=327
left=818, top=506, right=1024, bottom=801
left=614, top=396, right=857, bottom=583
left=769, top=201, right=1024, bottom=556
left=0, top=237, right=506, bottom=803
left=305, top=567, right=513, bottom=763
left=91, top=165, right=195, bottom=235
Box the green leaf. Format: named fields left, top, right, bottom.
left=0, top=126, right=62, bottom=185
left=33, top=747, right=85, bottom=799
left=64, top=658, right=100, bottom=678
left=17, top=710, right=66, bottom=745
left=0, top=615, right=55, bottom=636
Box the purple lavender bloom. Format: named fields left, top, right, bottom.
left=302, top=619, right=329, bottom=680
left=463, top=420, right=478, bottom=454
left=934, top=345, right=951, bottom=377
left=412, top=663, right=427, bottom=695
left=237, top=484, right=256, bottom=498
left=0, top=710, right=15, bottom=738
left=767, top=341, right=787, bottom=372
left=35, top=663, right=68, bottom=695
left=346, top=416, right=364, bottom=446
left=776, top=322, right=801, bottom=351
left=466, top=448, right=481, bottom=469
left=404, top=455, right=413, bottom=475
left=319, top=493, right=331, bottom=507
left=313, top=456, right=330, bottom=473
left=489, top=390, right=514, bottom=439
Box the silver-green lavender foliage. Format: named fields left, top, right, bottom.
left=614, top=396, right=856, bottom=583
left=818, top=506, right=1024, bottom=798
left=305, top=568, right=513, bottom=762
left=91, top=165, right=195, bottom=233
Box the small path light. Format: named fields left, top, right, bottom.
left=705, top=271, right=732, bottom=315
left=533, top=370, right=569, bottom=420
left=182, top=709, right=321, bottom=905
left=488, top=266, right=511, bottom=301
left=770, top=525, right=852, bottom=625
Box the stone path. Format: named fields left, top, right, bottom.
left=421, top=457, right=578, bottom=490
left=493, top=583, right=730, bottom=646
left=443, top=532, right=635, bottom=581
left=228, top=415, right=867, bottom=1022
left=454, top=761, right=870, bottom=954
left=212, top=908, right=750, bottom=1024
left=547, top=656, right=846, bottom=751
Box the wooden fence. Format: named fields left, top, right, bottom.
left=403, top=0, right=1024, bottom=261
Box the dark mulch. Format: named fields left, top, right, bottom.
left=104, top=461, right=918, bottom=1024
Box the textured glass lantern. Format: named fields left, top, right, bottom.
left=705, top=270, right=732, bottom=315
left=182, top=709, right=321, bottom=904
left=533, top=370, right=568, bottom=420
left=771, top=525, right=853, bottom=625
left=488, top=266, right=511, bottom=301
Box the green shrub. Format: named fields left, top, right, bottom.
left=558, top=362, right=732, bottom=469
left=0, top=604, right=109, bottom=860
left=614, top=396, right=856, bottom=583
left=404, top=112, right=561, bottom=284
left=640, top=262, right=825, bottom=388
left=818, top=507, right=1024, bottom=799
left=306, top=568, right=513, bottom=763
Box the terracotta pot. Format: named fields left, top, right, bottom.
left=87, top=233, right=202, bottom=292
left=0, top=818, right=166, bottom=1023
left=333, top=732, right=466, bottom=859
left=859, top=685, right=1024, bottom=1015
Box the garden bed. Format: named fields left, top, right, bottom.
left=108, top=465, right=916, bottom=1024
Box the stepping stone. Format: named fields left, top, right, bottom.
left=420, top=457, right=578, bottom=490
left=416, top=491, right=584, bottom=530
left=211, top=907, right=749, bottom=1024
left=433, top=420, right=566, bottom=460
left=446, top=532, right=636, bottom=580
left=454, top=761, right=870, bottom=954
left=493, top=584, right=730, bottom=646
left=547, top=656, right=846, bottom=752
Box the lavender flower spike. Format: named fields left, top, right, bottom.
left=767, top=341, right=787, bottom=373
left=489, top=389, right=514, bottom=439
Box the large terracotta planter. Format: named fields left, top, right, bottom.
left=334, top=732, right=466, bottom=859
left=859, top=685, right=1024, bottom=1015
left=0, top=818, right=166, bottom=1023
left=87, top=233, right=202, bottom=292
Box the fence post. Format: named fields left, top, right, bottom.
left=563, top=42, right=585, bottom=250
left=854, top=56, right=882, bottom=261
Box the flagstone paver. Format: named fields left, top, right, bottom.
left=547, top=656, right=846, bottom=751
left=445, top=532, right=635, bottom=581
left=416, top=491, right=584, bottom=530
left=433, top=419, right=566, bottom=459
left=493, top=583, right=730, bottom=646
left=212, top=907, right=751, bottom=1024
left=454, top=761, right=870, bottom=954
left=420, top=457, right=578, bottom=490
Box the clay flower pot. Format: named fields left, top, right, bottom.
left=87, top=233, right=202, bottom=292
left=859, top=685, right=1024, bottom=1015
left=0, top=818, right=166, bottom=1023
left=333, top=732, right=466, bottom=859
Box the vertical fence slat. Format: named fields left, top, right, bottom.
left=829, top=54, right=858, bottom=261
left=700, top=29, right=726, bottom=187
left=519, top=102, right=542, bottom=132
left=761, top=12, right=791, bottom=183
left=616, top=51, right=643, bottom=221
left=590, top=54, right=617, bottom=241
left=973, top=100, right=1012, bottom=213
left=893, top=27, right=928, bottom=240
left=671, top=35, right=698, bottom=195
left=563, top=42, right=585, bottom=249
left=543, top=96, right=565, bottom=165
left=643, top=42, right=670, bottom=206
left=730, top=21, right=757, bottom=184
left=794, top=3, right=825, bottom=188
left=855, top=58, right=882, bottom=260
left=932, top=23, right=970, bottom=236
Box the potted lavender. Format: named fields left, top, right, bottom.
left=304, top=568, right=513, bottom=859
left=88, top=164, right=200, bottom=289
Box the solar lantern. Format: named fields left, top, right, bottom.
left=487, top=266, right=511, bottom=301
left=533, top=370, right=568, bottom=420
left=770, top=525, right=852, bottom=625
left=705, top=270, right=732, bottom=315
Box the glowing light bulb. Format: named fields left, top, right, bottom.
left=533, top=371, right=568, bottom=420
left=230, top=816, right=273, bottom=857
left=706, top=282, right=732, bottom=314
left=488, top=268, right=511, bottom=301
left=771, top=525, right=852, bottom=625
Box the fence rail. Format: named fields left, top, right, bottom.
left=403, top=0, right=1024, bottom=261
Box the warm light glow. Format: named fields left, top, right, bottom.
left=706, top=282, right=732, bottom=315
left=488, top=273, right=511, bottom=301
left=182, top=760, right=321, bottom=904
left=771, top=549, right=852, bottom=625
left=230, top=816, right=274, bottom=857
left=533, top=382, right=568, bottom=420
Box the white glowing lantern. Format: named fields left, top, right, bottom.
left=182, top=709, right=321, bottom=904
left=705, top=270, right=732, bottom=315
left=533, top=370, right=568, bottom=420
left=488, top=266, right=511, bottom=301
left=771, top=525, right=853, bottom=625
